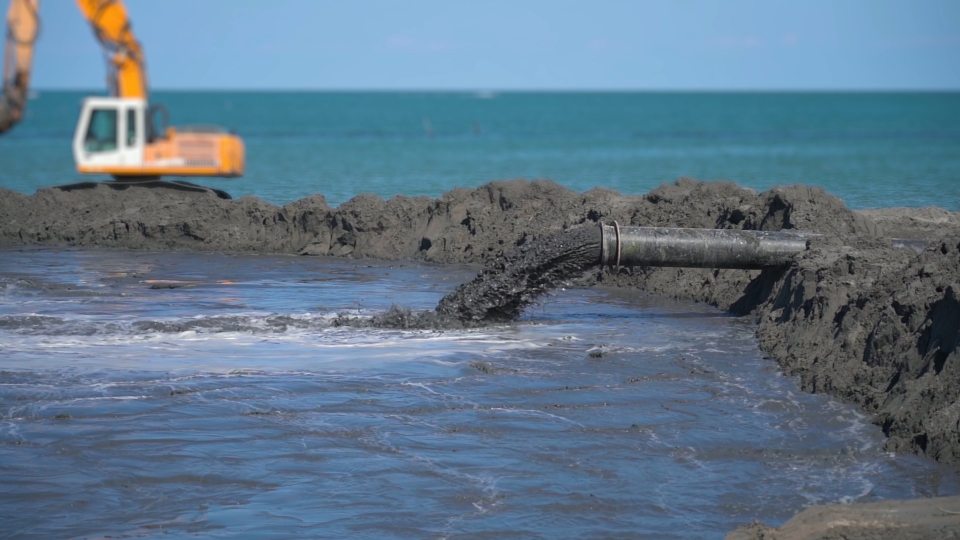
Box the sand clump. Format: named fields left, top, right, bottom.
left=1, top=178, right=959, bottom=473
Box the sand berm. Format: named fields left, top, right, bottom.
left=2, top=178, right=959, bottom=537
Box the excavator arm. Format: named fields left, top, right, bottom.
left=0, top=0, right=38, bottom=134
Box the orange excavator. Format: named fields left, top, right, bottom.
left=0, top=0, right=244, bottom=180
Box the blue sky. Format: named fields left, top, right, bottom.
left=29, top=0, right=960, bottom=90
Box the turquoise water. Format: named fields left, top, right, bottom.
left=1, top=91, right=958, bottom=210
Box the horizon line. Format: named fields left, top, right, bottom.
left=30, top=87, right=960, bottom=94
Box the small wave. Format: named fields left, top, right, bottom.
left=1, top=278, right=104, bottom=297
left=0, top=302, right=510, bottom=338
left=0, top=312, right=344, bottom=336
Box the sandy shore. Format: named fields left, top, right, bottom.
left=726, top=495, right=960, bottom=539
left=2, top=178, right=959, bottom=535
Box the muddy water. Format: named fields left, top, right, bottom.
left=1, top=248, right=957, bottom=539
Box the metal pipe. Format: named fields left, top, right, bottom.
left=599, top=223, right=816, bottom=270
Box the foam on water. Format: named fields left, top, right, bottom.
left=1, top=247, right=958, bottom=538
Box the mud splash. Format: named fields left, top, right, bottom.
left=334, top=225, right=602, bottom=328
left=435, top=225, right=601, bottom=324
left=332, top=305, right=458, bottom=330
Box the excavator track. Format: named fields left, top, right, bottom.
left=51, top=178, right=233, bottom=200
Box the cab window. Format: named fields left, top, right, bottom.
left=84, top=108, right=118, bottom=153
left=126, top=109, right=138, bottom=147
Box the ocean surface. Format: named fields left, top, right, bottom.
left=1, top=91, right=958, bottom=210
left=2, top=248, right=957, bottom=539
left=2, top=93, right=960, bottom=538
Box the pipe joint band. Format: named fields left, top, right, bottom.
left=613, top=220, right=621, bottom=270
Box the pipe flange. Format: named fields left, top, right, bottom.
left=613, top=220, right=621, bottom=271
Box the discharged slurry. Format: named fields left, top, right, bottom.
left=435, top=225, right=602, bottom=324
left=335, top=226, right=603, bottom=329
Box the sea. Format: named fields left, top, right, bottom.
left=1, top=92, right=959, bottom=538
left=2, top=91, right=959, bottom=209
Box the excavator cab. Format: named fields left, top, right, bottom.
left=73, top=97, right=245, bottom=178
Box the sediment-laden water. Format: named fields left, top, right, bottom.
left=1, top=247, right=956, bottom=539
